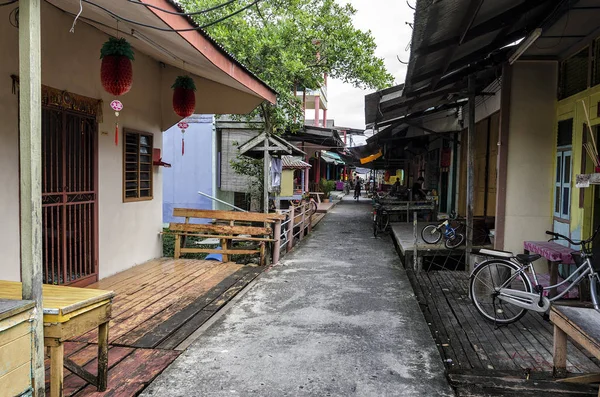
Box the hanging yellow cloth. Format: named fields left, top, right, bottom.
left=360, top=149, right=382, bottom=164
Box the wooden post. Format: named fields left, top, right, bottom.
left=221, top=238, right=229, bottom=263
left=19, top=0, right=45, bottom=394
left=553, top=325, right=568, bottom=378
left=174, top=234, right=182, bottom=259
left=300, top=204, right=306, bottom=240
left=466, top=74, right=476, bottom=271
left=287, top=206, right=294, bottom=252
left=97, top=322, right=109, bottom=391
left=413, top=211, right=419, bottom=272
left=273, top=220, right=281, bottom=264
left=50, top=344, right=64, bottom=397
left=263, top=133, right=270, bottom=213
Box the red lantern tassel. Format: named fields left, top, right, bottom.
left=182, top=137, right=185, bottom=156
left=115, top=123, right=119, bottom=146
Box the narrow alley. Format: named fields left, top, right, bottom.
left=142, top=200, right=453, bottom=396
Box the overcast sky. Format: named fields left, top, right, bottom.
left=325, top=0, right=415, bottom=131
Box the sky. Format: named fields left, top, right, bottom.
left=325, top=0, right=415, bottom=132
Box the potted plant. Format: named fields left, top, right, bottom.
left=319, top=179, right=336, bottom=203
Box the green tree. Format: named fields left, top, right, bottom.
left=179, top=0, right=394, bottom=134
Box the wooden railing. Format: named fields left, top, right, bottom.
left=275, top=203, right=314, bottom=260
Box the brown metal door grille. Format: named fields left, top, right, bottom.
left=42, top=107, right=98, bottom=286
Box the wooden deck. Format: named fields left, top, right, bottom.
left=408, top=269, right=600, bottom=396
left=47, top=258, right=262, bottom=396
left=392, top=223, right=492, bottom=271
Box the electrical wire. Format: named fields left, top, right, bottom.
left=69, top=0, right=83, bottom=33
left=0, top=0, right=17, bottom=7
left=534, top=3, right=571, bottom=50
left=126, top=0, right=240, bottom=16
left=81, top=0, right=261, bottom=32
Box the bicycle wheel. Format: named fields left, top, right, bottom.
left=470, top=260, right=532, bottom=324
left=445, top=232, right=464, bottom=249
left=380, top=211, right=390, bottom=232
left=421, top=224, right=442, bottom=244
left=309, top=200, right=318, bottom=216
left=591, top=272, right=600, bottom=311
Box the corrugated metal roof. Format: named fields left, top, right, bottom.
left=282, top=156, right=311, bottom=169
left=405, top=0, right=558, bottom=95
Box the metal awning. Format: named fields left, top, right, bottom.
left=404, top=0, right=560, bottom=96
left=282, top=156, right=311, bottom=170
left=365, top=0, right=580, bottom=129
left=320, top=151, right=345, bottom=165
left=283, top=125, right=345, bottom=150
left=523, top=0, right=600, bottom=60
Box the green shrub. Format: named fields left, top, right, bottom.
left=319, top=179, right=336, bottom=199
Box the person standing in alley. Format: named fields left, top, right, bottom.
left=412, top=176, right=426, bottom=201
left=354, top=177, right=362, bottom=200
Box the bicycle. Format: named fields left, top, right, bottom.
left=372, top=203, right=390, bottom=237
left=421, top=212, right=465, bottom=249
left=469, top=226, right=600, bottom=325
left=343, top=182, right=350, bottom=195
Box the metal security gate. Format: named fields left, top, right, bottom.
left=42, top=107, right=98, bottom=286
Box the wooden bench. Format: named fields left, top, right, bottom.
left=169, top=209, right=286, bottom=265
left=551, top=305, right=600, bottom=395
left=524, top=240, right=580, bottom=299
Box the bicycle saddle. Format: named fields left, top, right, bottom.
left=515, top=254, right=541, bottom=264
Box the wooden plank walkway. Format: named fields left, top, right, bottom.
left=407, top=269, right=600, bottom=396
left=410, top=270, right=600, bottom=374
left=47, top=258, right=263, bottom=396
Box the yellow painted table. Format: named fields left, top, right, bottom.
left=0, top=281, right=114, bottom=397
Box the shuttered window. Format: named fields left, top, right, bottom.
left=558, top=47, right=589, bottom=100
left=123, top=129, right=153, bottom=202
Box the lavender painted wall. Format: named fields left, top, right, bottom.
left=163, top=114, right=215, bottom=224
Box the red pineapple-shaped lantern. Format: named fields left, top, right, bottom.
left=100, top=37, right=134, bottom=145
left=172, top=76, right=196, bottom=155
left=100, top=37, right=134, bottom=96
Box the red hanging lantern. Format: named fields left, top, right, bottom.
left=172, top=76, right=196, bottom=155
left=100, top=37, right=134, bottom=96
left=100, top=37, right=134, bottom=145
left=172, top=76, right=196, bottom=118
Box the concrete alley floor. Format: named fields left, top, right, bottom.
left=142, top=199, right=454, bottom=397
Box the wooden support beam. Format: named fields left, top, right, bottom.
left=287, top=206, right=294, bottom=252
left=553, top=325, right=568, bottom=378
left=19, top=0, right=45, bottom=395
left=466, top=75, right=476, bottom=271
left=264, top=132, right=270, bottom=213
left=272, top=219, right=281, bottom=264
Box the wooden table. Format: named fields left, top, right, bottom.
left=551, top=305, right=600, bottom=395
left=376, top=200, right=436, bottom=223
left=0, top=281, right=114, bottom=397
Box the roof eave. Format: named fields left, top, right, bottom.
left=147, top=0, right=277, bottom=104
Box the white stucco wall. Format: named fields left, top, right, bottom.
left=0, top=3, right=166, bottom=280
left=503, top=61, right=558, bottom=254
